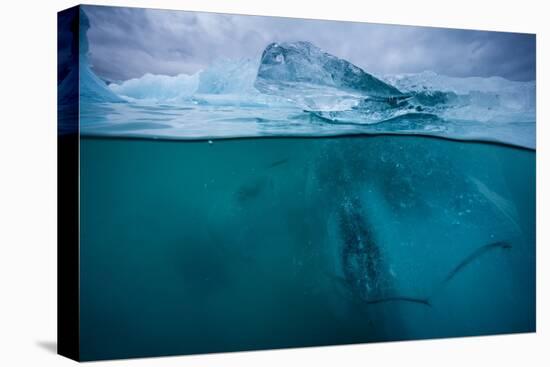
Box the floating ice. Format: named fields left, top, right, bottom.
left=255, top=41, right=401, bottom=97
left=109, top=73, right=200, bottom=103
left=254, top=41, right=403, bottom=112
left=383, top=71, right=536, bottom=123
left=109, top=59, right=260, bottom=103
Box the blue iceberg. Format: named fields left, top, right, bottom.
left=78, top=8, right=125, bottom=104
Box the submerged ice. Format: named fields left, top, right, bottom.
left=76, top=28, right=536, bottom=148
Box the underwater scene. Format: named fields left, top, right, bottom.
left=59, top=5, right=535, bottom=361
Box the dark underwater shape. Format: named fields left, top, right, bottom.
left=78, top=134, right=535, bottom=360
left=440, top=241, right=513, bottom=286
left=339, top=197, right=386, bottom=301
left=267, top=158, right=290, bottom=168
left=365, top=297, right=432, bottom=307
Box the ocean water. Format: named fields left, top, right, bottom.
left=79, top=134, right=535, bottom=360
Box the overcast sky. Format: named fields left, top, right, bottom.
left=83, top=5, right=536, bottom=83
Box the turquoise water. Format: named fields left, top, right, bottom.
left=79, top=134, right=535, bottom=360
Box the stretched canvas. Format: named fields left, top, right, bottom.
left=58, top=5, right=536, bottom=361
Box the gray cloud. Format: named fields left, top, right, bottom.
left=83, top=5, right=535, bottom=82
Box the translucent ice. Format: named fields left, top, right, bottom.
left=254, top=41, right=404, bottom=112
left=255, top=42, right=401, bottom=97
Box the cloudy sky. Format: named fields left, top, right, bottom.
left=83, top=5, right=536, bottom=83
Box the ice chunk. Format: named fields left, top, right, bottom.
left=108, top=58, right=259, bottom=103
left=256, top=41, right=401, bottom=97
left=109, top=73, right=200, bottom=102
left=254, top=42, right=403, bottom=112
left=107, top=57, right=294, bottom=108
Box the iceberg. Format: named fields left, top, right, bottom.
left=255, top=41, right=402, bottom=97
left=193, top=58, right=284, bottom=107
left=79, top=9, right=125, bottom=103
left=254, top=41, right=407, bottom=112
left=109, top=59, right=259, bottom=102
left=59, top=7, right=124, bottom=134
